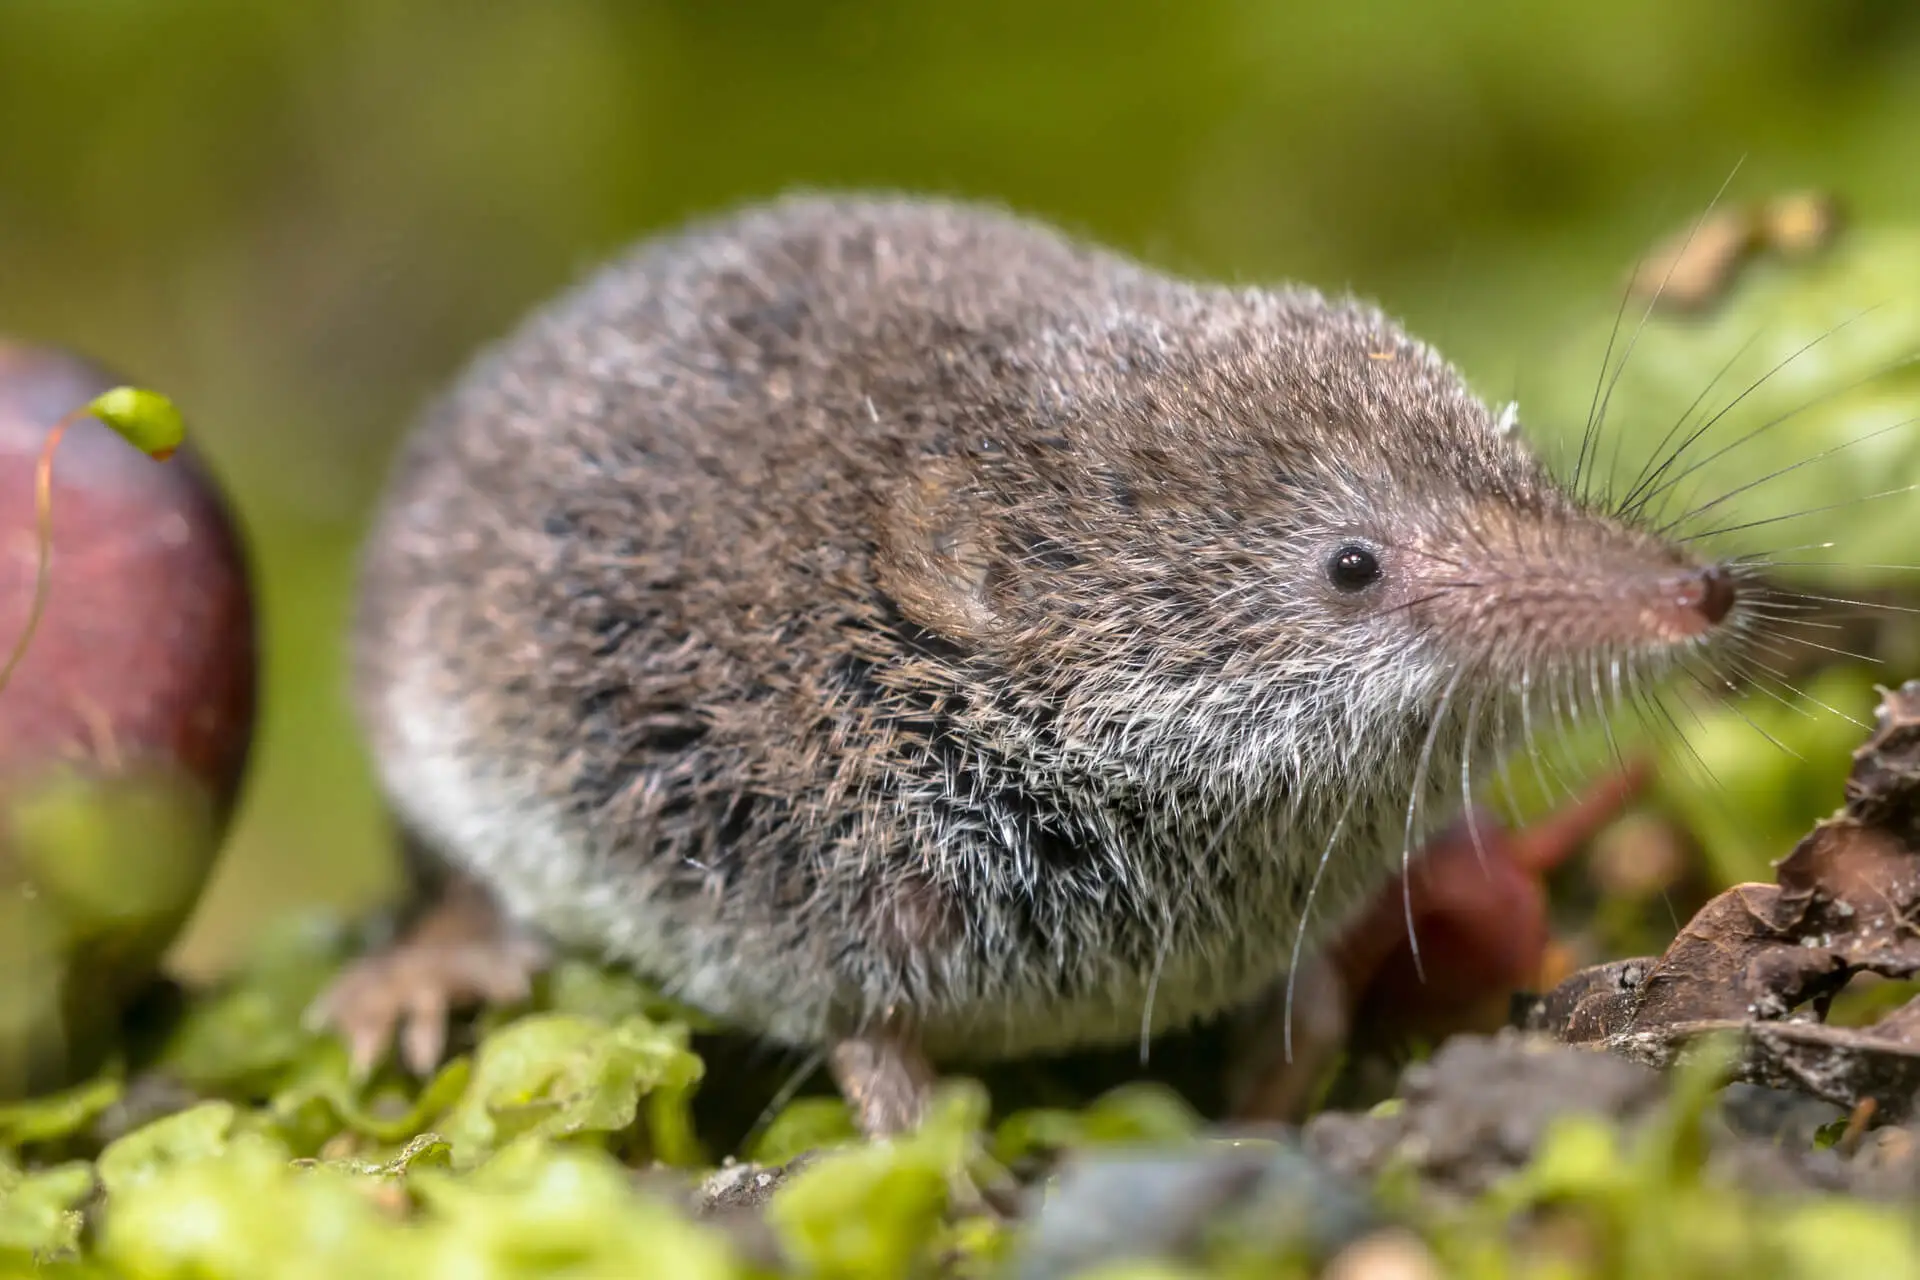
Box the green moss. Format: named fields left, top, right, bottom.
left=0, top=1072, right=122, bottom=1150
left=990, top=1082, right=1202, bottom=1167
left=0, top=1157, right=92, bottom=1261
left=767, top=1083, right=994, bottom=1279
left=434, top=1010, right=704, bottom=1168
left=7, top=930, right=1920, bottom=1278
left=748, top=1097, right=859, bottom=1167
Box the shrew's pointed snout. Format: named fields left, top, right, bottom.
left=1671, top=564, right=1736, bottom=626
left=1403, top=515, right=1746, bottom=659
left=1643, top=562, right=1739, bottom=641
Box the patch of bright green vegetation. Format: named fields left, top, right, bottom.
left=4, top=929, right=1920, bottom=1278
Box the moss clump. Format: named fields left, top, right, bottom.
left=4, top=923, right=1920, bottom=1278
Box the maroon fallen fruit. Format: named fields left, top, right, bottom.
left=0, top=340, right=256, bottom=1097
left=1332, top=762, right=1652, bottom=1047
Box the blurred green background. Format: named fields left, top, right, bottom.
left=3, top=0, right=1919, bottom=975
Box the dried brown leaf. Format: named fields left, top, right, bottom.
left=1524, top=680, right=1920, bottom=1118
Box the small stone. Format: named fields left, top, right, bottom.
left=695, top=1153, right=814, bottom=1215
left=1303, top=1032, right=1666, bottom=1200
left=1005, top=1137, right=1375, bottom=1279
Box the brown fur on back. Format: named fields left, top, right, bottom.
left=353, top=195, right=1735, bottom=1060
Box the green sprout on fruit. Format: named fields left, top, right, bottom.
left=0, top=388, right=187, bottom=697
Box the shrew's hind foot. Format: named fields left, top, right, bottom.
left=306, top=873, right=549, bottom=1078
left=829, top=1020, right=1018, bottom=1219
left=829, top=1026, right=939, bottom=1139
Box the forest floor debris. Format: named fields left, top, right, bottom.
left=12, top=690, right=1920, bottom=1276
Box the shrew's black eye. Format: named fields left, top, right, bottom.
left=1327, top=544, right=1382, bottom=591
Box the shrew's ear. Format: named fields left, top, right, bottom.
left=872, top=459, right=998, bottom=645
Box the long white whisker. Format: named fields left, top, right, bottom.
left=1679, top=483, right=1920, bottom=543
left=1619, top=324, right=1771, bottom=505
left=1656, top=414, right=1920, bottom=538
left=1582, top=160, right=1747, bottom=505
left=1284, top=794, right=1356, bottom=1065
left=740, top=1046, right=828, bottom=1155
left=1757, top=587, right=1920, bottom=616
left=1620, top=314, right=1895, bottom=518
left=1461, top=692, right=1491, bottom=873
left=1138, top=926, right=1170, bottom=1067
left=1400, top=668, right=1467, bottom=987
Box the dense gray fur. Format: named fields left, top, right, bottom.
left=353, top=195, right=1738, bottom=1061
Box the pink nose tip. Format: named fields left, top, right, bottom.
left=1673, top=565, right=1736, bottom=625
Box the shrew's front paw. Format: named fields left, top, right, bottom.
left=305, top=883, right=549, bottom=1077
